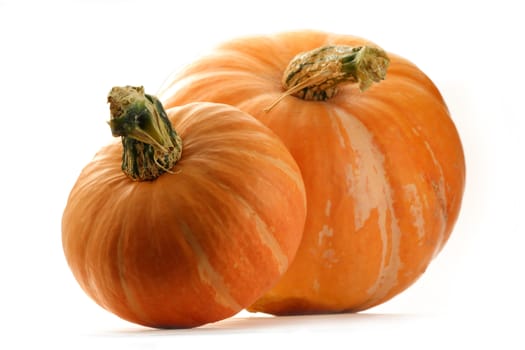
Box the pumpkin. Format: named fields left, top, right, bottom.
left=61, top=86, right=306, bottom=328
left=159, top=30, right=466, bottom=314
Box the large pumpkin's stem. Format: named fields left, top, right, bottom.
left=265, top=45, right=390, bottom=111
left=108, top=86, right=182, bottom=181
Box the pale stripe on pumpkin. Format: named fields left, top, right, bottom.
left=407, top=125, right=448, bottom=255
left=403, top=184, right=426, bottom=240
left=194, top=145, right=299, bottom=276
left=335, top=107, right=403, bottom=304
left=214, top=141, right=303, bottom=274
left=225, top=187, right=290, bottom=275
left=422, top=139, right=448, bottom=257
left=179, top=222, right=243, bottom=311
left=253, top=153, right=306, bottom=207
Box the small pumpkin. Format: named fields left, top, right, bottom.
left=62, top=86, right=306, bottom=328
left=160, top=30, right=466, bottom=314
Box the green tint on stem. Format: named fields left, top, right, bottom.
left=265, top=45, right=390, bottom=111
left=108, top=86, right=182, bottom=181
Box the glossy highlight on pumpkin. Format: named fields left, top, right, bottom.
left=62, top=101, right=307, bottom=327
left=159, top=30, right=466, bottom=315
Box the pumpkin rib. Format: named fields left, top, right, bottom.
left=361, top=77, right=457, bottom=241
left=344, top=113, right=426, bottom=308
left=162, top=71, right=274, bottom=116
left=178, top=220, right=243, bottom=312
left=332, top=106, right=404, bottom=309
left=216, top=38, right=293, bottom=71
left=343, top=98, right=446, bottom=229
left=77, top=167, right=119, bottom=301
left=92, top=170, right=162, bottom=324
left=343, top=95, right=449, bottom=222
left=114, top=186, right=161, bottom=325
left=421, top=138, right=450, bottom=254
left=213, top=47, right=285, bottom=76
left=229, top=148, right=306, bottom=199
left=380, top=74, right=464, bottom=242
left=222, top=181, right=290, bottom=275
left=384, top=55, right=445, bottom=102
left=67, top=160, right=144, bottom=321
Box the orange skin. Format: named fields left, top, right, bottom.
left=160, top=31, right=466, bottom=314
left=62, top=103, right=306, bottom=327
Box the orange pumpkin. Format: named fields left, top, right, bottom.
left=62, top=86, right=306, bottom=327
left=159, top=30, right=466, bottom=314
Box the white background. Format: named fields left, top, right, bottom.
left=1, top=0, right=523, bottom=348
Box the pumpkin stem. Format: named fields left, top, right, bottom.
left=108, top=86, right=182, bottom=181
left=265, top=45, right=390, bottom=111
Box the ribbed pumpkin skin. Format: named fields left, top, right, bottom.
left=62, top=102, right=306, bottom=327
left=160, top=31, right=466, bottom=314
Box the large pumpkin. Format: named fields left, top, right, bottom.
left=62, top=86, right=306, bottom=327
left=159, top=30, right=466, bottom=314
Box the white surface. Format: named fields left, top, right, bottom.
left=1, top=0, right=523, bottom=348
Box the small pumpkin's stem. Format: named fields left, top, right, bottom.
left=265, top=45, right=390, bottom=111
left=108, top=86, right=182, bottom=181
